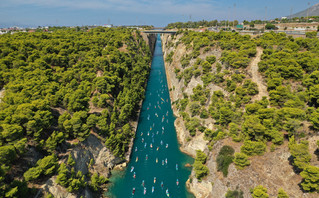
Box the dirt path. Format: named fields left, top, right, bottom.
left=249, top=47, right=268, bottom=101
left=0, top=88, right=4, bottom=103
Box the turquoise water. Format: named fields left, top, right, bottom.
left=107, top=34, right=194, bottom=198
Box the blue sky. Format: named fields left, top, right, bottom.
left=0, top=0, right=317, bottom=27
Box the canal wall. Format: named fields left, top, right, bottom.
left=161, top=33, right=212, bottom=198
left=123, top=33, right=157, bottom=165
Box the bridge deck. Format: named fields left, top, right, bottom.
left=141, top=30, right=177, bottom=34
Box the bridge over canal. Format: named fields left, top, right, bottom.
left=141, top=30, right=177, bottom=34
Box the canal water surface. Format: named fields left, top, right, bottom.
left=107, top=34, right=194, bottom=198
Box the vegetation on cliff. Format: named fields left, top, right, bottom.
left=163, top=29, right=319, bottom=196
left=0, top=27, right=152, bottom=196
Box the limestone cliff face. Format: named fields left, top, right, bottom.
left=160, top=33, right=319, bottom=198
left=42, top=134, right=123, bottom=198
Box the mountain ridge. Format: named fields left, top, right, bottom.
left=288, top=3, right=319, bottom=18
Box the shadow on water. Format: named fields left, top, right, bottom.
left=106, top=34, right=194, bottom=198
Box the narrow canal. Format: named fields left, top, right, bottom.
left=107, top=34, right=194, bottom=198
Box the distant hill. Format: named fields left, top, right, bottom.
left=288, top=3, right=319, bottom=18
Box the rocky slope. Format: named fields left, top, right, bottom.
left=41, top=133, right=124, bottom=198
left=161, top=33, right=319, bottom=198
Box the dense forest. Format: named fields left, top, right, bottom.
left=0, top=27, right=152, bottom=197
left=163, top=30, right=319, bottom=196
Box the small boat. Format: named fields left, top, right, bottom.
left=142, top=180, right=145, bottom=187
left=162, top=160, right=164, bottom=165
left=150, top=143, right=153, bottom=148
left=136, top=157, right=138, bottom=162
left=144, top=143, right=147, bottom=148
left=162, top=126, right=164, bottom=130
left=141, top=132, right=143, bottom=136
left=133, top=172, right=136, bottom=179
left=132, top=187, right=135, bottom=195
left=135, top=147, right=137, bottom=152
left=130, top=166, right=134, bottom=172
left=146, top=154, right=148, bottom=160
left=176, top=164, right=178, bottom=170
left=166, top=144, right=168, bottom=148
left=144, top=187, right=147, bottom=195
left=160, top=140, right=163, bottom=145
left=157, top=147, right=159, bottom=151
left=152, top=186, right=154, bottom=193
left=154, top=177, right=156, bottom=184
left=142, top=138, right=144, bottom=143
left=176, top=179, right=179, bottom=186
left=161, top=181, right=164, bottom=188
left=166, top=189, right=170, bottom=197
left=165, top=158, right=168, bottom=164
left=147, top=132, right=150, bottom=136
left=156, top=158, right=158, bottom=163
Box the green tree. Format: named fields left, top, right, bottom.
left=216, top=146, right=235, bottom=176
left=277, top=188, right=289, bottom=198
left=225, top=189, right=244, bottom=198
left=288, top=137, right=311, bottom=171
left=233, top=152, right=250, bottom=169
left=300, top=165, right=319, bottom=192
left=265, top=23, right=276, bottom=30
left=67, top=153, right=75, bottom=166
left=252, top=185, right=269, bottom=198
left=241, top=140, right=266, bottom=156
left=206, top=55, right=216, bottom=64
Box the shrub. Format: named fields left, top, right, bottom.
left=252, top=185, right=269, bottom=198
left=23, top=154, right=58, bottom=181
left=300, top=165, right=319, bottom=192
left=240, top=140, right=266, bottom=156
left=206, top=55, right=216, bottom=64
left=233, top=152, right=250, bottom=169
left=193, top=150, right=209, bottom=181
left=288, top=136, right=311, bottom=171
left=225, top=189, right=244, bottom=198
left=216, top=146, right=235, bottom=177
left=277, top=188, right=289, bottom=198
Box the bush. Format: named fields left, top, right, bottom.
left=206, top=55, right=216, bottom=64
left=252, top=185, right=269, bottom=198
left=217, top=146, right=235, bottom=177
left=300, top=165, right=319, bottom=192
left=225, top=189, right=244, bottom=198
left=233, top=152, right=250, bottom=169
left=189, top=102, right=201, bottom=116
left=193, top=150, right=209, bottom=181
left=288, top=136, right=311, bottom=171
left=240, top=140, right=266, bottom=156
left=24, top=154, right=58, bottom=181
left=277, top=188, right=289, bottom=198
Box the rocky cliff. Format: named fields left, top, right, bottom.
left=161, top=33, right=319, bottom=198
